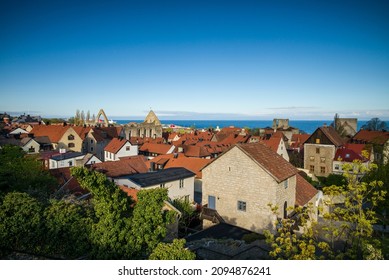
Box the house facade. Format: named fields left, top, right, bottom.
left=202, top=143, right=298, bottom=234
left=303, top=126, right=344, bottom=177
left=104, top=138, right=138, bottom=162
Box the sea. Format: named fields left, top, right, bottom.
left=114, top=120, right=374, bottom=134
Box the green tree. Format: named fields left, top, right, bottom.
left=71, top=167, right=134, bottom=259
left=323, top=160, right=386, bottom=259
left=171, top=198, right=197, bottom=235
left=264, top=204, right=331, bottom=260
left=43, top=198, right=94, bottom=259
left=80, top=110, right=85, bottom=125
left=0, top=192, right=45, bottom=255
left=362, top=117, right=388, bottom=131
left=86, top=110, right=90, bottom=122
left=130, top=188, right=176, bottom=258
left=0, top=145, right=56, bottom=199
left=149, top=239, right=195, bottom=260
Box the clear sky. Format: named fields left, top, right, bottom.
left=1, top=0, right=388, bottom=120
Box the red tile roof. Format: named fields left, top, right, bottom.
left=352, top=130, right=389, bottom=145
left=30, top=124, right=69, bottom=143
left=236, top=143, right=297, bottom=183
left=93, top=156, right=148, bottom=177
left=164, top=157, right=212, bottom=178
left=119, top=186, right=139, bottom=202
left=295, top=174, right=318, bottom=206
left=104, top=138, right=128, bottom=154
left=49, top=167, right=86, bottom=195
left=139, top=143, right=174, bottom=155
left=334, top=147, right=367, bottom=162
left=259, top=137, right=281, bottom=153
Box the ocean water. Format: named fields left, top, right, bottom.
left=114, top=119, right=371, bottom=134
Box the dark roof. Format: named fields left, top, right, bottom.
left=51, top=152, right=84, bottom=161
left=123, top=167, right=195, bottom=187
left=185, top=223, right=256, bottom=242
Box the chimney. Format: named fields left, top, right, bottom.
left=150, top=162, right=155, bottom=172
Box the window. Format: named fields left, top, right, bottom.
left=320, top=157, right=326, bottom=163
left=160, top=183, right=165, bottom=188
left=90, top=139, right=94, bottom=144
left=68, top=143, right=75, bottom=148
left=91, top=161, right=95, bottom=164
left=237, top=201, right=246, bottom=212
left=228, top=167, right=231, bottom=171
left=184, top=195, right=189, bottom=202
left=283, top=201, right=288, bottom=219
left=179, top=179, right=184, bottom=189
left=68, top=134, right=75, bottom=140
left=28, top=146, right=35, bottom=153
left=284, top=180, right=288, bottom=189
left=126, top=146, right=130, bottom=151
left=315, top=138, right=320, bottom=144
left=68, top=161, right=73, bottom=167
left=335, top=164, right=340, bottom=170
left=310, top=165, right=315, bottom=172
left=309, top=156, right=314, bottom=161
left=90, top=147, right=94, bottom=152
left=316, top=147, right=320, bottom=154
left=320, top=166, right=325, bottom=174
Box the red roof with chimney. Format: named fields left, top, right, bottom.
left=30, top=124, right=69, bottom=143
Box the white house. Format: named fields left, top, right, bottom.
left=49, top=151, right=85, bottom=169
left=20, top=137, right=41, bottom=154
left=116, top=167, right=196, bottom=202
left=104, top=138, right=138, bottom=162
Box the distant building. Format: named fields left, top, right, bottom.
left=124, top=110, right=163, bottom=139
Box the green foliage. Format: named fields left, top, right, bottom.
left=264, top=204, right=330, bottom=260
left=318, top=174, right=347, bottom=188
left=0, top=145, right=56, bottom=199
left=322, top=160, right=386, bottom=259
left=43, top=198, right=94, bottom=259
left=171, top=198, right=197, bottom=233
left=242, top=233, right=264, bottom=244
left=0, top=192, right=45, bottom=254
left=149, top=239, right=196, bottom=260
left=71, top=167, right=134, bottom=259
left=130, top=188, right=175, bottom=258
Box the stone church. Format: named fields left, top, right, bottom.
left=124, top=110, right=163, bottom=139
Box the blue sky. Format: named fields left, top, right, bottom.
left=1, top=0, right=388, bottom=120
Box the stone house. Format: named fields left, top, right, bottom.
left=350, top=130, right=389, bottom=164
left=124, top=110, right=163, bottom=139
left=201, top=143, right=299, bottom=234
left=303, top=125, right=345, bottom=177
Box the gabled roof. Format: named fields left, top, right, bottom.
left=30, top=125, right=69, bottom=143
left=305, top=126, right=345, bottom=147
left=71, top=126, right=92, bottom=140
left=295, top=173, right=318, bottom=206
left=334, top=147, right=367, bottom=162
left=259, top=137, right=282, bottom=153
left=235, top=143, right=297, bottom=183
left=139, top=143, right=174, bottom=155
left=49, top=167, right=85, bottom=195
left=93, top=156, right=149, bottom=177
left=123, top=167, right=195, bottom=188
left=104, top=138, right=128, bottom=154
left=352, top=130, right=389, bottom=145
left=183, top=145, right=212, bottom=158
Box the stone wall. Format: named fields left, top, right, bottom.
left=202, top=146, right=296, bottom=234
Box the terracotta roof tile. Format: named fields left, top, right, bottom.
left=139, top=143, right=174, bottom=155
left=119, top=186, right=139, bottom=202
left=352, top=130, right=389, bottom=145
left=236, top=143, right=297, bottom=182
left=30, top=125, right=69, bottom=143
left=164, top=157, right=212, bottom=178
left=104, top=138, right=128, bottom=154
left=93, top=156, right=148, bottom=177
left=295, top=173, right=318, bottom=206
